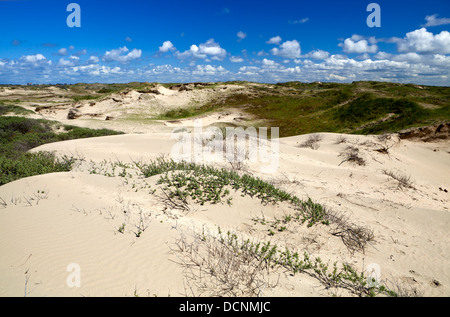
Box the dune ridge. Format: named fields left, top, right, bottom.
left=1, top=126, right=448, bottom=296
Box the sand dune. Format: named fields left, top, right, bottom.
left=0, top=126, right=448, bottom=297
left=27, top=84, right=251, bottom=134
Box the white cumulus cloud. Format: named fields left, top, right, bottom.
left=339, top=38, right=378, bottom=54
left=159, top=41, right=175, bottom=53
left=396, top=28, right=450, bottom=54
left=175, top=39, right=227, bottom=61
left=20, top=54, right=47, bottom=63
left=58, top=48, right=68, bottom=56
left=262, top=58, right=278, bottom=66
left=58, top=55, right=80, bottom=67
left=192, top=64, right=228, bottom=75
left=266, top=36, right=282, bottom=45
left=103, top=46, right=142, bottom=63
left=87, top=55, right=100, bottom=64
left=303, top=49, right=330, bottom=60
left=230, top=56, right=244, bottom=63
left=271, top=40, right=301, bottom=59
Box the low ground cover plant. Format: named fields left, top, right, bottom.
left=0, top=115, right=123, bottom=185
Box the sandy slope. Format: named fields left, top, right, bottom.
left=25, top=84, right=252, bottom=134
left=0, top=126, right=449, bottom=297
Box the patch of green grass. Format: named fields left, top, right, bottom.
left=344, top=95, right=449, bottom=134
left=135, top=157, right=329, bottom=227
left=94, top=82, right=155, bottom=94
left=0, top=152, right=75, bottom=186
left=96, top=87, right=119, bottom=94
left=208, top=88, right=353, bottom=136
left=0, top=116, right=124, bottom=185
left=0, top=104, right=34, bottom=116
left=156, top=102, right=224, bottom=120
left=0, top=116, right=123, bottom=157
left=334, top=94, right=422, bottom=124
left=71, top=95, right=101, bottom=102
left=61, top=124, right=124, bottom=139
left=201, top=82, right=448, bottom=137
left=332, top=94, right=430, bottom=134
left=157, top=107, right=202, bottom=120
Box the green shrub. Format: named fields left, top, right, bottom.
left=0, top=152, right=75, bottom=186
left=136, top=157, right=329, bottom=227
left=333, top=94, right=428, bottom=133
left=0, top=104, right=34, bottom=116
left=0, top=116, right=123, bottom=185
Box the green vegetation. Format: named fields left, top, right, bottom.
left=86, top=156, right=373, bottom=255
left=332, top=94, right=434, bottom=134
left=0, top=152, right=75, bottom=186
left=160, top=81, right=448, bottom=137
left=71, top=95, right=102, bottom=102
left=0, top=115, right=123, bottom=185
left=178, top=228, right=400, bottom=297
left=156, top=106, right=214, bottom=120
left=134, top=157, right=330, bottom=227
left=0, top=82, right=435, bottom=296
left=4, top=81, right=446, bottom=137
left=93, top=82, right=158, bottom=95
left=214, top=229, right=397, bottom=297
left=156, top=101, right=221, bottom=120
left=86, top=156, right=330, bottom=227
left=0, top=104, right=35, bottom=116
left=1, top=80, right=447, bottom=182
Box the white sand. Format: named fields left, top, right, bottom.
left=28, top=84, right=251, bottom=134
left=1, top=85, right=449, bottom=296
left=0, top=125, right=449, bottom=297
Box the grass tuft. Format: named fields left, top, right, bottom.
left=382, top=169, right=416, bottom=190
left=298, top=134, right=323, bottom=150
left=338, top=146, right=366, bottom=166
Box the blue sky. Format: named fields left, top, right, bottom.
left=0, top=0, right=449, bottom=85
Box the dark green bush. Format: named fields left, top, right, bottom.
left=0, top=116, right=123, bottom=185
left=333, top=94, right=428, bottom=133
left=0, top=152, right=75, bottom=186
left=0, top=104, right=34, bottom=116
